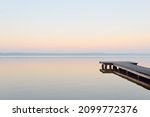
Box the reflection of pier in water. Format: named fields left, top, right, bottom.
left=99, top=61, right=150, bottom=90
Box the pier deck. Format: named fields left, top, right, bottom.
left=99, top=61, right=150, bottom=90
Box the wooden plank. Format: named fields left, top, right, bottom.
left=113, top=62, right=150, bottom=79
left=99, top=61, right=137, bottom=65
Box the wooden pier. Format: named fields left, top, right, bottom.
left=99, top=61, right=150, bottom=90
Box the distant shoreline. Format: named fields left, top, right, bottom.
left=0, top=53, right=149, bottom=56
left=0, top=53, right=149, bottom=58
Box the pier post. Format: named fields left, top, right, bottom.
left=109, top=65, right=113, bottom=70
left=102, top=64, right=104, bottom=70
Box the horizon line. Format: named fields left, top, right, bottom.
left=0, top=52, right=149, bottom=55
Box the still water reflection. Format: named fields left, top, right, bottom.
left=0, top=55, right=149, bottom=99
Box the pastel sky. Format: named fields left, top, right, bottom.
left=0, top=0, right=150, bottom=53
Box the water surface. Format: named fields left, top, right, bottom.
left=0, top=54, right=149, bottom=99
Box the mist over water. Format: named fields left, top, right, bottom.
left=0, top=54, right=149, bottom=99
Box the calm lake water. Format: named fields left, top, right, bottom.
left=0, top=54, right=150, bottom=100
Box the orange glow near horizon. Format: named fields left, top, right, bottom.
left=0, top=33, right=149, bottom=52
